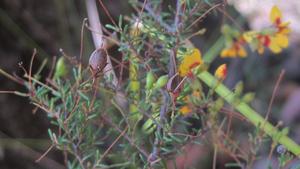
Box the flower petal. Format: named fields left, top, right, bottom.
left=179, top=105, right=192, bottom=115
left=270, top=5, right=282, bottom=24
left=269, top=38, right=282, bottom=53
left=179, top=48, right=202, bottom=76
left=275, top=34, right=289, bottom=48
left=238, top=46, right=247, bottom=57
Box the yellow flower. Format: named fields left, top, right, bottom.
left=221, top=39, right=247, bottom=58
left=179, top=105, right=192, bottom=116
left=214, top=64, right=227, bottom=80
left=268, top=5, right=290, bottom=53
left=179, top=48, right=203, bottom=77
left=270, top=5, right=291, bottom=34
left=269, top=33, right=289, bottom=53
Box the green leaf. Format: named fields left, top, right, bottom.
left=242, top=92, right=255, bottom=103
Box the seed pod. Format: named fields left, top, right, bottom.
left=89, top=48, right=107, bottom=77
left=54, top=57, right=67, bottom=78
left=154, top=75, right=168, bottom=89
left=145, top=71, right=155, bottom=89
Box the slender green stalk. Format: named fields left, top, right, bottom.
left=197, top=71, right=300, bottom=157
left=203, top=36, right=224, bottom=64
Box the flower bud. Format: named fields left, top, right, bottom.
left=214, top=64, right=227, bottom=80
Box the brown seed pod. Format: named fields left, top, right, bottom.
left=89, top=48, right=107, bottom=77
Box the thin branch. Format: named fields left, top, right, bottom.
left=186, top=3, right=223, bottom=30
left=35, top=144, right=55, bottom=163
left=0, top=68, right=25, bottom=85
left=29, top=49, right=37, bottom=95
left=100, top=114, right=149, bottom=158
left=93, top=126, right=128, bottom=168
left=97, top=0, right=117, bottom=28
left=79, top=18, right=88, bottom=63
left=265, top=70, right=285, bottom=121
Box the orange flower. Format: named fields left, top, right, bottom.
left=179, top=48, right=203, bottom=77
left=221, top=37, right=247, bottom=58
left=179, top=105, right=192, bottom=116
left=178, top=90, right=201, bottom=116
left=215, top=64, right=227, bottom=80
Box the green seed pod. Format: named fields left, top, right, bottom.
left=142, top=113, right=159, bottom=135
left=146, top=71, right=155, bottom=89
left=154, top=75, right=168, bottom=89
left=54, top=57, right=67, bottom=78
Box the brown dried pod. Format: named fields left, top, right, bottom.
left=89, top=48, right=107, bottom=77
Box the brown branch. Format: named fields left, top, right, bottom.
left=186, top=3, right=223, bottom=30
left=93, top=126, right=128, bottom=168
left=265, top=69, right=285, bottom=121
left=100, top=114, right=149, bottom=158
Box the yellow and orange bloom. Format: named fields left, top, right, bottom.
left=221, top=37, right=247, bottom=58
left=179, top=48, right=203, bottom=77
left=179, top=105, right=192, bottom=116
left=270, top=5, right=290, bottom=34
left=215, top=64, right=227, bottom=80
left=268, top=5, right=290, bottom=54
left=178, top=90, right=201, bottom=116
left=221, top=5, right=290, bottom=57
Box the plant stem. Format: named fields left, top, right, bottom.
left=203, top=36, right=224, bottom=64
left=197, top=71, right=300, bottom=157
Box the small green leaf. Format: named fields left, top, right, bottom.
left=242, top=92, right=255, bottom=103
left=281, top=127, right=289, bottom=136
left=234, top=81, right=244, bottom=96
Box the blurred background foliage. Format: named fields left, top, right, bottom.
left=0, top=0, right=300, bottom=169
